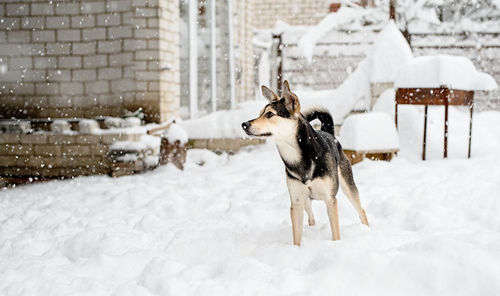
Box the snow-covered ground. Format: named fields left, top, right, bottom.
left=2, top=109, right=500, bottom=295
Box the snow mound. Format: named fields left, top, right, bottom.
left=78, top=119, right=100, bottom=134
left=163, top=123, right=188, bottom=145
left=395, top=55, right=498, bottom=90
left=340, top=112, right=399, bottom=151
left=368, top=21, right=413, bottom=83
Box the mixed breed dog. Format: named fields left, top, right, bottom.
left=242, top=81, right=369, bottom=245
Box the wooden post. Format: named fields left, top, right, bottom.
left=468, top=103, right=474, bottom=158
left=395, top=103, right=398, bottom=128
left=389, top=0, right=396, bottom=20
left=423, top=105, right=428, bottom=160
left=444, top=89, right=449, bottom=158
left=272, top=34, right=283, bottom=97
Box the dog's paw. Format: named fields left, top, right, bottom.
left=308, top=218, right=315, bottom=226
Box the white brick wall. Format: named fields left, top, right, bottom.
left=0, top=0, right=181, bottom=122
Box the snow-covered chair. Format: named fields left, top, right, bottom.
left=394, top=54, right=498, bottom=159
left=340, top=112, right=399, bottom=164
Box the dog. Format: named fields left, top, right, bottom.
left=241, top=81, right=369, bottom=245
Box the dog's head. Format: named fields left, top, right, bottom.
left=241, top=80, right=301, bottom=139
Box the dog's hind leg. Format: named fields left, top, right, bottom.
left=304, top=197, right=315, bottom=226
left=338, top=154, right=369, bottom=226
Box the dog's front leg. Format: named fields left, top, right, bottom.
left=290, top=202, right=304, bottom=245
left=286, top=177, right=309, bottom=245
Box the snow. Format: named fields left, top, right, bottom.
left=78, top=119, right=100, bottom=134
left=298, top=7, right=364, bottom=62
left=162, top=123, right=188, bottom=145
left=340, top=112, right=399, bottom=151
left=2, top=110, right=500, bottom=295
left=395, top=55, right=498, bottom=91
left=367, top=21, right=413, bottom=83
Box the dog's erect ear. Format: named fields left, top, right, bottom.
left=283, top=80, right=300, bottom=116
left=261, top=85, right=279, bottom=103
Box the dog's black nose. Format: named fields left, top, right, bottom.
left=241, top=121, right=250, bottom=130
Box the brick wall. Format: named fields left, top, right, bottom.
left=0, top=132, right=142, bottom=178
left=252, top=0, right=332, bottom=30
left=0, top=0, right=180, bottom=123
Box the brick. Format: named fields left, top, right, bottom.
left=98, top=68, right=122, bottom=79
left=111, top=79, right=135, bottom=92
left=0, top=71, right=22, bottom=82
left=124, top=39, right=147, bottom=51
left=92, top=144, right=109, bottom=156
left=48, top=135, right=77, bottom=144
left=60, top=82, right=84, bottom=95
left=72, top=42, right=96, bottom=55
left=0, top=44, right=21, bottom=56
left=55, top=3, right=80, bottom=15
left=63, top=145, right=91, bottom=156
left=72, top=69, right=96, bottom=82
left=0, top=18, right=20, bottom=30
left=12, top=83, right=35, bottom=95
left=21, top=17, right=45, bottom=29
left=85, top=81, right=109, bottom=94
left=20, top=44, right=45, bottom=56
left=109, top=53, right=133, bottom=66
left=134, top=29, right=159, bottom=39
left=9, top=57, right=32, bottom=70
left=7, top=31, right=30, bottom=42
left=83, top=55, right=107, bottom=68
left=19, top=156, right=50, bottom=168
left=97, top=14, right=121, bottom=26
left=6, top=4, right=29, bottom=16
left=82, top=28, right=106, bottom=41
left=32, top=30, right=55, bottom=42
left=46, top=43, right=71, bottom=55
left=0, top=32, right=6, bottom=43
left=106, top=1, right=131, bottom=12
left=57, top=29, right=80, bottom=42
left=135, top=8, right=158, bottom=17
left=0, top=156, right=17, bottom=167
left=31, top=3, right=55, bottom=16
left=135, top=50, right=159, bottom=60
left=108, top=26, right=133, bottom=39
left=136, top=71, right=159, bottom=81
left=76, top=135, right=100, bottom=145
left=22, top=70, right=45, bottom=82
left=81, top=2, right=105, bottom=14
left=71, top=15, right=95, bottom=28
left=101, top=133, right=132, bottom=144
left=47, top=69, right=71, bottom=81
left=34, top=57, right=57, bottom=69
left=21, top=134, right=47, bottom=144
left=34, top=145, right=61, bottom=156
left=1, top=144, right=33, bottom=156
left=58, top=56, right=81, bottom=69
left=48, top=96, right=72, bottom=108
left=35, top=83, right=59, bottom=95
left=0, top=134, right=21, bottom=144
left=46, top=16, right=70, bottom=29
left=98, top=40, right=121, bottom=53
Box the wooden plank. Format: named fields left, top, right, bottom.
left=396, top=88, right=473, bottom=106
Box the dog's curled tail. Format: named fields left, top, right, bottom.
left=304, top=108, right=335, bottom=135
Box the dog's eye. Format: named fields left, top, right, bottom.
left=265, top=112, right=274, bottom=118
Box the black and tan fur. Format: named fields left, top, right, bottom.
left=242, top=81, right=369, bottom=245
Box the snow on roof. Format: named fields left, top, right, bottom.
left=340, top=112, right=399, bottom=151
left=367, top=21, right=413, bottom=83
left=394, top=55, right=498, bottom=91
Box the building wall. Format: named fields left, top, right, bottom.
left=0, top=0, right=180, bottom=122
left=234, top=0, right=255, bottom=103
left=252, top=0, right=332, bottom=30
